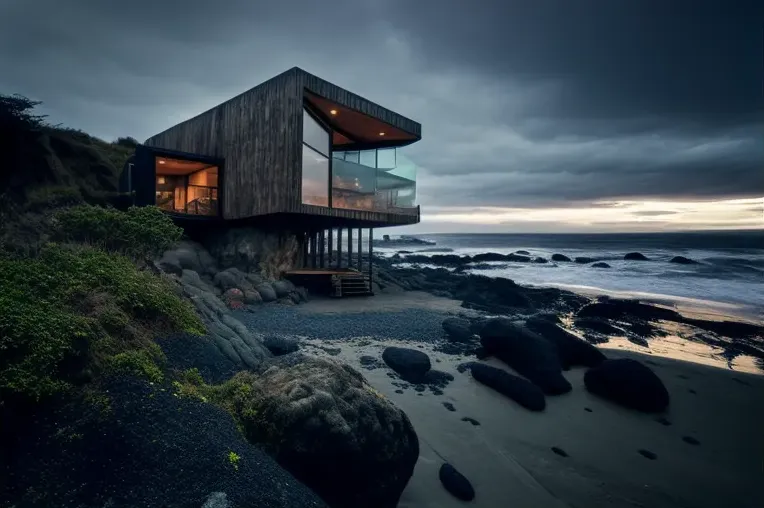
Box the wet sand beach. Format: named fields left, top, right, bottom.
left=278, top=292, right=764, bottom=508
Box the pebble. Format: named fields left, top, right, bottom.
left=234, top=307, right=448, bottom=342
left=461, top=417, right=481, bottom=426
left=442, top=402, right=456, bottom=412
left=551, top=447, right=568, bottom=457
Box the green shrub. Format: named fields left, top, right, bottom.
left=103, top=345, right=165, bottom=384
left=114, top=136, right=139, bottom=148
left=24, top=185, right=84, bottom=212
left=54, top=204, right=183, bottom=258
left=0, top=243, right=205, bottom=400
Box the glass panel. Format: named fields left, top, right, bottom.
left=330, top=148, right=418, bottom=214
left=359, top=150, right=376, bottom=168
left=376, top=148, right=396, bottom=169
left=302, top=144, right=329, bottom=206
left=303, top=108, right=330, bottom=157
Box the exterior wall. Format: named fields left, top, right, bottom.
left=144, top=68, right=303, bottom=220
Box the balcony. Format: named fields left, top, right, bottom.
left=331, top=148, right=418, bottom=215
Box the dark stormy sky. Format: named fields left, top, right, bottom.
left=1, top=0, right=762, bottom=232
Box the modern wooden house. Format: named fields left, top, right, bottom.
left=120, top=67, right=422, bottom=295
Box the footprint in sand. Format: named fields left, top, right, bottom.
left=442, top=402, right=456, bottom=412
left=461, top=417, right=480, bottom=426
left=551, top=447, right=569, bottom=457
left=688, top=389, right=697, bottom=395
left=682, top=436, right=701, bottom=445
left=584, top=407, right=593, bottom=412
left=655, top=417, right=672, bottom=426
left=638, top=449, right=657, bottom=460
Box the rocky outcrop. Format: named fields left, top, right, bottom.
left=670, top=256, right=699, bottom=265
left=243, top=355, right=419, bottom=508
left=584, top=358, right=669, bottom=412
left=591, top=262, right=611, bottom=268
left=467, top=362, right=546, bottom=411
left=574, top=257, right=597, bottom=264
left=203, top=227, right=300, bottom=279
left=479, top=318, right=571, bottom=395
left=382, top=346, right=432, bottom=382
left=441, top=317, right=475, bottom=343
left=525, top=317, right=606, bottom=368
left=178, top=276, right=271, bottom=370
left=624, top=252, right=649, bottom=261
left=551, top=254, right=571, bottom=262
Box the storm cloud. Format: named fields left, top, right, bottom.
left=1, top=0, right=761, bottom=221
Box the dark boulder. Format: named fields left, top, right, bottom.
left=591, top=262, right=611, bottom=268
left=382, top=346, right=432, bottom=382
left=244, top=356, right=420, bottom=508
left=442, top=317, right=475, bottom=343
left=670, top=256, right=699, bottom=265
left=525, top=317, right=606, bottom=368
left=506, top=253, right=532, bottom=262
left=551, top=254, right=571, bottom=262
left=533, top=257, right=549, bottom=264
left=272, top=279, right=297, bottom=298
left=255, top=282, right=278, bottom=302
left=624, top=252, right=649, bottom=261
left=262, top=336, right=300, bottom=356
left=515, top=250, right=531, bottom=255
left=479, top=318, right=571, bottom=394
left=439, top=463, right=475, bottom=501
left=471, top=252, right=507, bottom=262
left=574, top=257, right=597, bottom=264
left=577, top=299, right=682, bottom=322
left=574, top=317, right=623, bottom=336
left=468, top=363, right=546, bottom=411
left=584, top=358, right=670, bottom=412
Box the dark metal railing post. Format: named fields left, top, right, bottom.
left=302, top=231, right=308, bottom=267
left=347, top=228, right=353, bottom=270
left=310, top=232, right=317, bottom=269
left=336, top=228, right=343, bottom=269
left=319, top=230, right=325, bottom=268
left=368, top=228, right=373, bottom=290
left=357, top=227, right=362, bottom=272
left=327, top=228, right=334, bottom=268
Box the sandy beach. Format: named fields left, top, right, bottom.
left=285, top=292, right=764, bottom=508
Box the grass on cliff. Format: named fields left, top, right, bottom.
left=0, top=206, right=204, bottom=401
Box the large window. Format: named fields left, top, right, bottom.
left=155, top=157, right=219, bottom=216
left=301, top=108, right=330, bottom=206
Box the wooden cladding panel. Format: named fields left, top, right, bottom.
left=144, top=69, right=303, bottom=220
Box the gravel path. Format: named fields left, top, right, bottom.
left=234, top=305, right=451, bottom=343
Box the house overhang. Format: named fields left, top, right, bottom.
left=303, top=90, right=420, bottom=151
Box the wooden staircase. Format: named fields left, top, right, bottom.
left=331, top=272, right=372, bottom=297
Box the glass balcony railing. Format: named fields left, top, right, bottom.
left=331, top=148, right=418, bottom=214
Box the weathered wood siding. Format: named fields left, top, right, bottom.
left=144, top=68, right=303, bottom=220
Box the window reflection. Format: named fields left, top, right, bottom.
left=302, top=145, right=329, bottom=206
left=302, top=107, right=331, bottom=206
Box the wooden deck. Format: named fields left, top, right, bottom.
left=284, top=268, right=372, bottom=297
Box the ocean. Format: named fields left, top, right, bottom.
left=375, top=231, right=764, bottom=320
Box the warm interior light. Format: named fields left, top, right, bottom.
left=379, top=132, right=385, bottom=136
left=158, top=159, right=166, bottom=164
left=157, top=176, right=166, bottom=185
left=330, top=109, right=338, bottom=115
